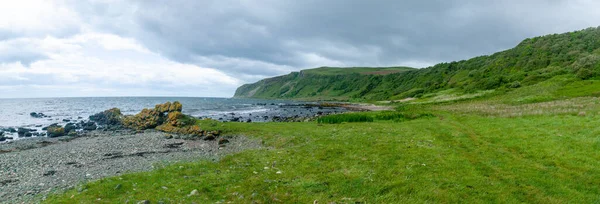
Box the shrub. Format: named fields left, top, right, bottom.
left=317, top=113, right=374, bottom=124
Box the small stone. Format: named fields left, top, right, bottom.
left=161, top=186, right=168, bottom=190
left=188, top=189, right=199, bottom=197
left=218, top=138, right=230, bottom=145
left=203, top=135, right=215, bottom=141
left=43, top=170, right=56, bottom=176
left=276, top=171, right=282, bottom=174
left=137, top=200, right=150, bottom=204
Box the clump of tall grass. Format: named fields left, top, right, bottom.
left=375, top=111, right=435, bottom=122
left=317, top=113, right=374, bottom=124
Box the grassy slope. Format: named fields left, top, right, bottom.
left=46, top=80, right=600, bottom=203
left=236, top=27, right=600, bottom=101
left=234, top=66, right=415, bottom=101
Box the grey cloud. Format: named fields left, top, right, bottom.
left=74, top=0, right=600, bottom=81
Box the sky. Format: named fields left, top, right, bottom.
left=1, top=0, right=599, bottom=98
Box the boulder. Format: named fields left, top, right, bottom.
left=46, top=124, right=65, bottom=138
left=64, top=123, right=77, bottom=133
left=89, top=108, right=123, bottom=126
left=0, top=137, right=5, bottom=142
left=6, top=128, right=16, bottom=133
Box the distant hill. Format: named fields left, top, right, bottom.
left=234, top=27, right=600, bottom=101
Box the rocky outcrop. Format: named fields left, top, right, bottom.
left=89, top=108, right=123, bottom=127
left=92, top=101, right=220, bottom=140
left=122, top=101, right=183, bottom=130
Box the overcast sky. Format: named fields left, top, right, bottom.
left=1, top=0, right=599, bottom=98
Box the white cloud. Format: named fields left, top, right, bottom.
left=0, top=32, right=241, bottom=98
left=0, top=0, right=82, bottom=36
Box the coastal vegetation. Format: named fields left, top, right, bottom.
left=235, top=27, right=600, bottom=101
left=44, top=27, right=600, bottom=203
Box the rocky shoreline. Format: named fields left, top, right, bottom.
left=0, top=130, right=263, bottom=203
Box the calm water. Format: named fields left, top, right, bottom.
left=0, top=97, right=301, bottom=128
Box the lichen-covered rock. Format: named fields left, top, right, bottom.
left=89, top=108, right=123, bottom=126
left=156, top=124, right=205, bottom=137
left=46, top=125, right=65, bottom=138
left=123, top=108, right=163, bottom=130
left=155, top=101, right=183, bottom=113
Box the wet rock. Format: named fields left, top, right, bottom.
left=62, top=119, right=71, bottom=122
left=24, top=132, right=33, bottom=137
left=64, top=123, right=77, bottom=133
left=6, top=127, right=16, bottom=133
left=82, top=121, right=97, bottom=131
left=17, top=128, right=35, bottom=136
left=0, top=137, right=6, bottom=142
left=30, top=112, right=48, bottom=118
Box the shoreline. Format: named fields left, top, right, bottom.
left=0, top=130, right=263, bottom=203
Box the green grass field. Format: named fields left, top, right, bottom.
left=45, top=91, right=600, bottom=203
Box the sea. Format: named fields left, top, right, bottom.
left=0, top=97, right=346, bottom=140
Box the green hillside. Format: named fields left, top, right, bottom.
left=234, top=67, right=415, bottom=101
left=235, top=27, right=600, bottom=101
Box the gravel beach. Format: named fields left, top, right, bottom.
left=0, top=130, right=262, bottom=204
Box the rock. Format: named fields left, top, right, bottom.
left=188, top=189, right=199, bottom=197
left=0, top=131, right=3, bottom=137
left=17, top=128, right=35, bottom=136
left=24, top=132, right=33, bottom=137
left=203, top=135, right=215, bottom=141
left=30, top=112, right=48, bottom=118
left=43, top=170, right=56, bottom=176
left=64, top=123, right=77, bottom=133
left=218, top=138, right=229, bottom=145
left=46, top=125, right=65, bottom=138
left=62, top=119, right=71, bottom=122
left=67, top=130, right=78, bottom=136
left=0, top=137, right=6, bottom=142
left=89, top=108, right=123, bottom=126
left=155, top=101, right=183, bottom=113
left=6, top=127, right=16, bottom=133
left=137, top=200, right=150, bottom=204
left=82, top=121, right=97, bottom=131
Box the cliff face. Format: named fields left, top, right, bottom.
left=235, top=27, right=600, bottom=101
